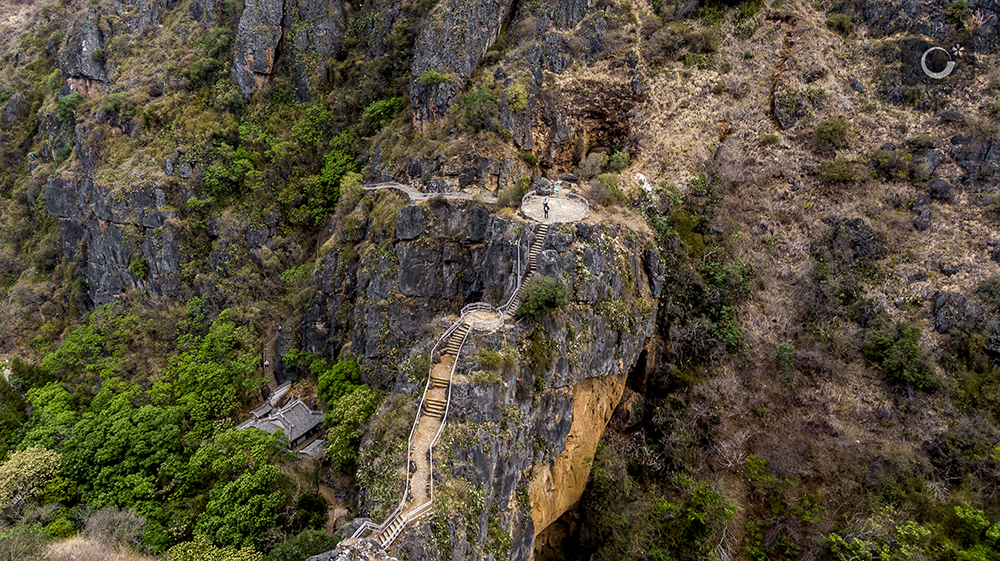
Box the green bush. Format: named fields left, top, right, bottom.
left=519, top=151, right=538, bottom=166
left=516, top=276, right=570, bottom=321
left=817, top=159, right=858, bottom=183
left=464, top=88, right=498, bottom=132
left=759, top=133, right=780, bottom=146
left=815, top=115, right=850, bottom=149
left=324, top=385, right=382, bottom=473
left=57, top=92, right=85, bottom=124
left=46, top=517, right=75, bottom=539
left=826, top=13, right=853, bottom=35
left=419, top=70, right=451, bottom=86
left=608, top=150, right=630, bottom=171
left=863, top=321, right=934, bottom=391
left=505, top=82, right=528, bottom=112
left=362, top=97, right=405, bottom=124
left=203, top=27, right=235, bottom=58
left=316, top=359, right=362, bottom=406
left=129, top=257, right=150, bottom=280
left=946, top=0, right=972, bottom=27
left=189, top=58, right=222, bottom=88
left=267, top=529, right=340, bottom=561
left=870, top=149, right=913, bottom=181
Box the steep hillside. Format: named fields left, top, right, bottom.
left=2, top=0, right=1000, bottom=560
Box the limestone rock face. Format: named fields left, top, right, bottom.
left=43, top=122, right=182, bottom=307
left=408, top=0, right=515, bottom=127
left=2, top=93, right=29, bottom=125
left=59, top=16, right=106, bottom=83
left=232, top=0, right=285, bottom=100
left=307, top=200, right=657, bottom=560
left=289, top=0, right=347, bottom=101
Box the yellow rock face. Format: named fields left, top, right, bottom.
left=528, top=372, right=627, bottom=537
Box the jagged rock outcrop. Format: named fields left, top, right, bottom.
left=43, top=121, right=182, bottom=307
left=306, top=198, right=658, bottom=560
left=59, top=15, right=107, bottom=84
left=2, top=93, right=29, bottom=125
left=408, top=0, right=515, bottom=127
left=232, top=0, right=285, bottom=100
left=288, top=0, right=347, bottom=101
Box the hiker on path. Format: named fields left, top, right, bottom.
left=543, top=198, right=550, bottom=220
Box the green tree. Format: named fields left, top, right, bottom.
left=189, top=428, right=291, bottom=549
left=152, top=310, right=259, bottom=436
left=0, top=446, right=61, bottom=507
left=60, top=385, right=186, bottom=518
left=17, top=382, right=79, bottom=450
left=167, top=535, right=264, bottom=561
left=324, top=386, right=382, bottom=473
left=316, top=359, right=361, bottom=406
left=266, top=528, right=340, bottom=561
left=516, top=277, right=570, bottom=321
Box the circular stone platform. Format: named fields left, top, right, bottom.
left=522, top=193, right=589, bottom=224
left=464, top=310, right=504, bottom=331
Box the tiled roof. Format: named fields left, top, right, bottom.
left=238, top=398, right=324, bottom=442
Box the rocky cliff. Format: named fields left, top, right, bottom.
left=305, top=195, right=658, bottom=560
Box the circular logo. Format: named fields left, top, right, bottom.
left=921, top=46, right=962, bottom=79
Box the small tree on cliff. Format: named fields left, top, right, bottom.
left=516, top=277, right=570, bottom=321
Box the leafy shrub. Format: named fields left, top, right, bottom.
left=45, top=69, right=62, bottom=93
left=587, top=173, right=624, bottom=207
left=166, top=535, right=264, bottom=561
left=519, top=151, right=538, bottom=166
left=498, top=176, right=530, bottom=208
left=505, top=82, right=528, bottom=112
left=129, top=257, right=150, bottom=280
left=46, top=517, right=76, bottom=539
left=946, top=0, right=972, bottom=27
left=57, top=92, right=85, bottom=124
left=464, top=88, right=498, bottom=132
left=316, top=359, right=361, bottom=406
left=419, top=70, right=451, bottom=86
left=362, top=97, right=405, bottom=124
left=516, top=276, right=570, bottom=321
left=826, top=13, right=852, bottom=35
left=608, top=150, right=630, bottom=171
left=203, top=27, right=235, bottom=58
left=863, top=320, right=934, bottom=391
left=870, top=149, right=913, bottom=180
left=266, top=529, right=340, bottom=561
left=759, top=133, right=780, bottom=146
left=190, top=58, right=222, bottom=88
left=907, top=133, right=936, bottom=152
left=576, top=152, right=608, bottom=180
left=324, top=385, right=383, bottom=473
left=817, top=159, right=858, bottom=183
left=815, top=115, right=849, bottom=149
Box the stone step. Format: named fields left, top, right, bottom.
left=423, top=398, right=447, bottom=418
left=430, top=376, right=450, bottom=389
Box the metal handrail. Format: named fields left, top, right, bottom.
left=378, top=308, right=471, bottom=547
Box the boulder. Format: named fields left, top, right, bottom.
left=2, top=93, right=28, bottom=125
left=395, top=205, right=425, bottom=240
left=289, top=0, right=346, bottom=101
left=231, top=0, right=284, bottom=100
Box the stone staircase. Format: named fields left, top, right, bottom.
left=262, top=329, right=279, bottom=392
left=344, top=221, right=558, bottom=553
left=503, top=223, right=549, bottom=318
left=441, top=323, right=471, bottom=356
